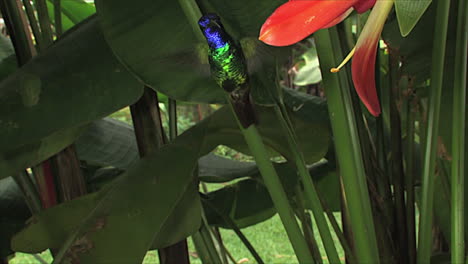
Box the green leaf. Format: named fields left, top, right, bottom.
left=52, top=0, right=95, bottom=24
left=76, top=118, right=139, bottom=169
left=204, top=159, right=341, bottom=229
left=0, top=177, right=31, bottom=258
left=12, top=90, right=330, bottom=261
left=0, top=34, right=14, bottom=60
left=198, top=153, right=258, bottom=183
left=12, top=138, right=204, bottom=263
left=0, top=125, right=87, bottom=179
left=94, top=0, right=289, bottom=103
left=203, top=179, right=276, bottom=228
left=395, top=0, right=432, bottom=37
left=0, top=17, right=143, bottom=179
left=383, top=3, right=457, bottom=84
left=205, top=104, right=330, bottom=164
left=0, top=55, right=17, bottom=82
left=293, top=45, right=322, bottom=86
left=304, top=161, right=341, bottom=212
left=430, top=253, right=451, bottom=264
left=46, top=0, right=96, bottom=32
left=0, top=34, right=18, bottom=81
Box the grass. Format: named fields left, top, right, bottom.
left=10, top=213, right=344, bottom=264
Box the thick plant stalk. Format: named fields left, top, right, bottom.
left=31, top=162, right=57, bottom=209
left=451, top=0, right=467, bottom=262
left=168, top=98, right=178, bottom=140
left=22, top=0, right=43, bottom=49
left=13, top=171, right=42, bottom=214
left=0, top=0, right=36, bottom=64
left=274, top=104, right=340, bottom=264
left=51, top=145, right=88, bottom=203
left=34, top=0, right=54, bottom=45
left=388, top=52, right=409, bottom=264
left=198, top=216, right=225, bottom=264
left=236, top=119, right=314, bottom=263
left=405, top=95, right=417, bottom=264
left=191, top=232, right=212, bottom=264
left=294, top=188, right=323, bottom=264
left=315, top=27, right=380, bottom=264
left=53, top=0, right=62, bottom=36
left=130, top=88, right=167, bottom=154
left=130, top=88, right=189, bottom=264
left=416, top=0, right=452, bottom=263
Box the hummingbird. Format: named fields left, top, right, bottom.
left=198, top=14, right=256, bottom=128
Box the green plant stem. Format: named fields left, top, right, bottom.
left=168, top=98, right=178, bottom=140
left=198, top=217, right=224, bottom=264
left=323, top=201, right=357, bottom=264
left=191, top=232, right=212, bottom=264
left=405, top=96, right=417, bottom=264
left=294, top=186, right=323, bottom=264
left=273, top=104, right=340, bottom=264
left=129, top=88, right=188, bottom=264
left=210, top=232, right=237, bottom=264
left=0, top=0, right=36, bottom=64
left=417, top=0, right=452, bottom=263
left=235, top=120, right=314, bottom=263
left=176, top=0, right=311, bottom=261
left=204, top=198, right=265, bottom=264
left=32, top=253, right=48, bottom=264
left=13, top=171, right=42, bottom=214
left=451, top=0, right=467, bottom=262
left=22, top=0, right=43, bottom=50
left=203, top=217, right=229, bottom=264
left=54, top=0, right=62, bottom=36
left=34, top=0, right=54, bottom=46
left=388, top=51, right=409, bottom=264
left=315, top=27, right=379, bottom=264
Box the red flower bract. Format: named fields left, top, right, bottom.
left=259, top=0, right=376, bottom=46
left=258, top=0, right=392, bottom=117
left=352, top=37, right=381, bottom=116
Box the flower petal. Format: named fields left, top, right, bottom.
left=351, top=0, right=394, bottom=116
left=352, top=37, right=381, bottom=116
left=354, top=0, right=377, bottom=13
left=323, top=7, right=354, bottom=29
left=259, top=0, right=357, bottom=46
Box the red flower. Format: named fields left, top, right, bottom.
left=259, top=0, right=394, bottom=117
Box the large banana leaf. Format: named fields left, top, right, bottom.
left=203, top=159, right=340, bottom=229
left=0, top=17, right=143, bottom=179
left=0, top=177, right=31, bottom=258
left=13, top=89, right=330, bottom=262
left=94, top=0, right=288, bottom=104
left=198, top=153, right=258, bottom=183
left=13, top=133, right=205, bottom=263
left=75, top=118, right=139, bottom=169
left=203, top=178, right=276, bottom=229
left=74, top=89, right=330, bottom=171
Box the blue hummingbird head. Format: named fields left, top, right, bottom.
left=198, top=14, right=229, bottom=49
left=198, top=13, right=221, bottom=29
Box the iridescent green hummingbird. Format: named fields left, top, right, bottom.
left=198, top=13, right=256, bottom=128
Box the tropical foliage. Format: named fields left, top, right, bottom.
left=0, top=0, right=466, bottom=263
